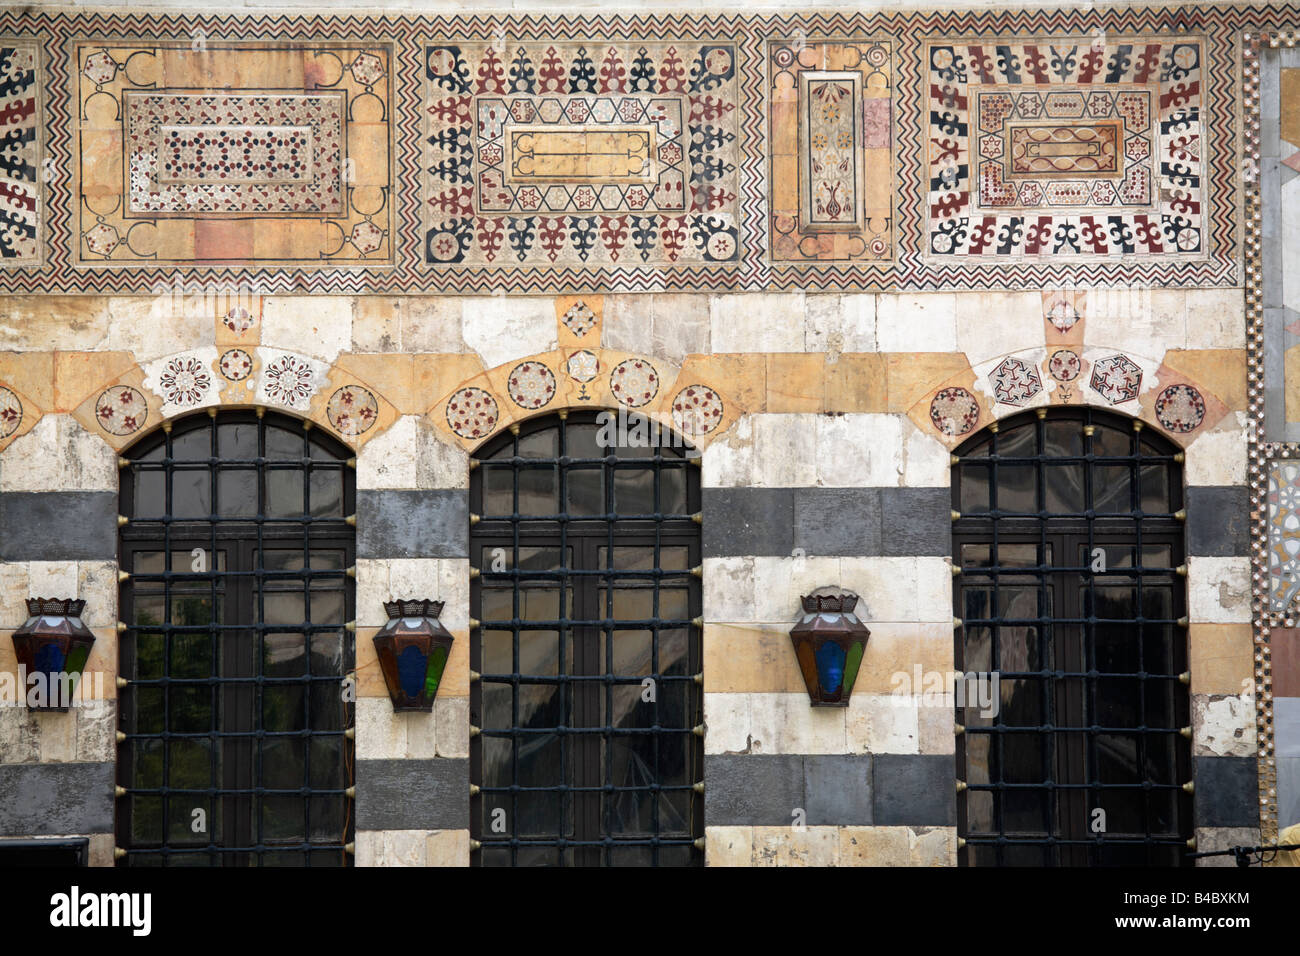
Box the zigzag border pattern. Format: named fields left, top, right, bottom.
left=0, top=3, right=1292, bottom=293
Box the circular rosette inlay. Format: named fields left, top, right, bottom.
left=219, top=349, right=254, bottom=382
left=507, top=361, right=557, bottom=410
left=262, top=354, right=317, bottom=410
left=671, top=385, right=724, bottom=436
left=446, top=387, right=499, bottom=440
left=609, top=359, right=660, bottom=408
left=158, top=356, right=212, bottom=407
left=95, top=385, right=148, bottom=437
left=1048, top=349, right=1081, bottom=382
left=929, top=387, right=979, bottom=437
left=0, top=386, right=22, bottom=439
left=327, top=386, right=379, bottom=438
left=1154, top=384, right=1205, bottom=434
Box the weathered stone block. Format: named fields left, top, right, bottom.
left=0, top=492, right=117, bottom=561
left=1193, top=756, right=1258, bottom=828
left=0, top=763, right=114, bottom=835
left=872, top=753, right=956, bottom=826
left=355, top=758, right=469, bottom=830
left=357, top=489, right=468, bottom=558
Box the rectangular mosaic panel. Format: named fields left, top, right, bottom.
left=0, top=39, right=41, bottom=267
left=1267, top=461, right=1300, bottom=613
left=1263, top=45, right=1300, bottom=441
left=800, top=71, right=864, bottom=231
left=421, top=40, right=742, bottom=287
left=123, top=91, right=346, bottom=215
left=73, top=41, right=394, bottom=269
left=922, top=36, right=1207, bottom=267
left=768, top=38, right=894, bottom=271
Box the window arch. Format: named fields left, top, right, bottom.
left=116, top=410, right=356, bottom=866
left=469, top=410, right=703, bottom=866
left=951, top=407, right=1191, bottom=866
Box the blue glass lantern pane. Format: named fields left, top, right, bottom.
left=34, top=642, right=66, bottom=676
left=396, top=645, right=429, bottom=699
left=815, top=642, right=846, bottom=696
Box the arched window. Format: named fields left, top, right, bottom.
left=116, top=410, right=355, bottom=866
left=951, top=408, right=1190, bottom=866
left=469, top=411, right=703, bottom=866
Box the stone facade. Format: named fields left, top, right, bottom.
left=0, top=0, right=1292, bottom=867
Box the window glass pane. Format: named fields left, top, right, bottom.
left=1140, top=463, right=1171, bottom=512
left=1044, top=463, right=1085, bottom=513
left=1043, top=419, right=1082, bottom=457
left=266, top=425, right=302, bottom=459
left=1092, top=464, right=1132, bottom=514
left=218, top=468, right=258, bottom=516
left=218, top=422, right=257, bottom=458
left=565, top=424, right=604, bottom=516
left=996, top=464, right=1035, bottom=513
left=171, top=427, right=210, bottom=459
left=266, top=468, right=304, bottom=516
left=959, top=464, right=989, bottom=514
left=172, top=467, right=211, bottom=520
left=613, top=466, right=655, bottom=516
left=134, top=468, right=166, bottom=519
left=309, top=468, right=344, bottom=517
left=660, top=465, right=688, bottom=515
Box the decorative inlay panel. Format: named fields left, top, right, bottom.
left=0, top=39, right=41, bottom=267
left=124, top=92, right=345, bottom=215
left=767, top=37, right=894, bottom=276
left=918, top=34, right=1225, bottom=283
left=0, top=384, right=22, bottom=437
left=72, top=40, right=394, bottom=270
left=95, top=384, right=148, bottom=437
left=422, top=38, right=741, bottom=284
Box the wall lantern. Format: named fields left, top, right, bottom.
left=373, top=599, right=454, bottom=712
left=11, top=598, right=96, bottom=711
left=788, top=587, right=871, bottom=707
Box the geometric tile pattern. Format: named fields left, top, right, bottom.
left=0, top=39, right=40, bottom=267
left=1266, top=461, right=1300, bottom=614
left=1088, top=353, right=1142, bottom=404
left=123, top=91, right=346, bottom=215
left=422, top=39, right=742, bottom=286
left=1152, top=382, right=1205, bottom=433
left=988, top=355, right=1041, bottom=406
left=922, top=37, right=1205, bottom=265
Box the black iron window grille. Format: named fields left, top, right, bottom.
left=951, top=408, right=1192, bottom=866
left=116, top=410, right=356, bottom=866
left=469, top=411, right=704, bottom=866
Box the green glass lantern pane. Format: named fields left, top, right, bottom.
left=841, top=641, right=865, bottom=698
left=65, top=645, right=91, bottom=680
left=424, top=646, right=449, bottom=700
